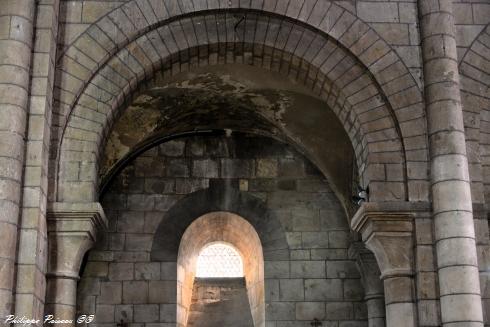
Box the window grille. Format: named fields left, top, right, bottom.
left=196, top=243, right=244, bottom=277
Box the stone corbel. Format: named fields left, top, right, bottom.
left=350, top=202, right=425, bottom=279
left=47, top=202, right=107, bottom=278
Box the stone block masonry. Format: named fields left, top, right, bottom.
left=0, top=0, right=36, bottom=319
left=419, top=0, right=485, bottom=325
left=77, top=134, right=368, bottom=326
left=0, top=0, right=488, bottom=325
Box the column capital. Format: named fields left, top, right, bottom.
left=350, top=202, right=428, bottom=279
left=46, top=202, right=107, bottom=278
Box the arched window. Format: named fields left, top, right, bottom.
left=196, top=243, right=244, bottom=277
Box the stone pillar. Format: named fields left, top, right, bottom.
left=14, top=0, right=61, bottom=321
left=351, top=202, right=417, bottom=327
left=349, top=242, right=386, bottom=327
left=0, top=0, right=36, bottom=317
left=45, top=203, right=107, bottom=325
left=418, top=0, right=484, bottom=325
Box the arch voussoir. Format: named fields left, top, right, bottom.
left=53, top=3, right=425, bottom=204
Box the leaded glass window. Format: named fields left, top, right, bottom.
left=196, top=243, right=244, bottom=277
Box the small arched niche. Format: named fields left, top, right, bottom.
left=177, top=212, right=265, bottom=327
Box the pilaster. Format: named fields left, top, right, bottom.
left=351, top=202, right=420, bottom=327
left=14, top=0, right=61, bottom=321
left=349, top=242, right=386, bottom=327
left=0, top=0, right=36, bottom=317
left=45, top=202, right=106, bottom=325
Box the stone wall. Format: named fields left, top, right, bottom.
left=76, top=134, right=368, bottom=326
left=0, top=0, right=489, bottom=325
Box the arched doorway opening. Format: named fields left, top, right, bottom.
left=177, top=212, right=265, bottom=327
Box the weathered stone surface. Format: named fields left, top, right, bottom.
left=109, top=263, right=134, bottom=281
left=295, top=302, right=325, bottom=320
left=221, top=159, right=254, bottom=178
left=327, top=261, right=360, bottom=279
left=187, top=278, right=254, bottom=327
left=159, top=140, right=185, bottom=157
left=305, top=278, right=343, bottom=301
left=160, top=304, right=176, bottom=323
left=265, top=261, right=290, bottom=279
left=192, top=159, right=219, bottom=178
left=149, top=281, right=176, bottom=303
left=135, top=263, right=160, bottom=280
left=10, top=0, right=489, bottom=323
left=256, top=159, right=278, bottom=178
left=74, top=135, right=365, bottom=326
left=291, top=261, right=326, bottom=278
left=279, top=279, right=305, bottom=301
left=122, top=281, right=148, bottom=304
left=326, top=302, right=354, bottom=320
left=134, top=304, right=159, bottom=323
left=266, top=302, right=296, bottom=321
left=99, top=282, right=122, bottom=304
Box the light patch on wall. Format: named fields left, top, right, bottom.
left=196, top=243, right=244, bottom=278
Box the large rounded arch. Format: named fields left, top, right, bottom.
left=150, top=185, right=289, bottom=262
left=459, top=24, right=490, bottom=203
left=458, top=23, right=490, bottom=321
left=51, top=3, right=427, bottom=205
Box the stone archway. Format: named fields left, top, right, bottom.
left=150, top=185, right=288, bottom=264
left=147, top=184, right=289, bottom=326
left=51, top=5, right=428, bottom=206
left=49, top=4, right=426, bottom=326
left=459, top=23, right=490, bottom=322
left=176, top=212, right=265, bottom=327
left=2, top=0, right=489, bottom=325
